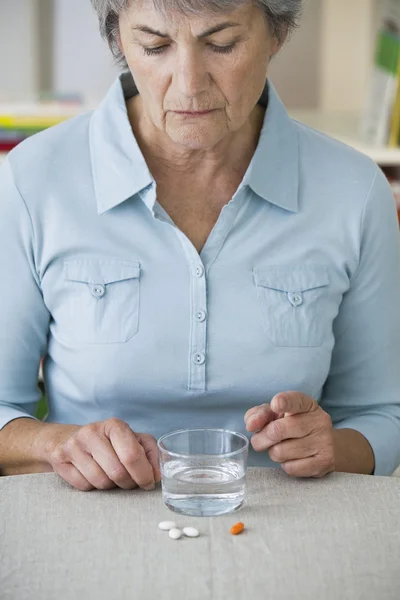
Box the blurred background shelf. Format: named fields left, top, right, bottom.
left=289, top=110, right=400, bottom=166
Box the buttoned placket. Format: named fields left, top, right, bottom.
left=141, top=183, right=250, bottom=392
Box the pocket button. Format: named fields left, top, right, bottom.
left=288, top=292, right=303, bottom=307
left=91, top=284, right=106, bottom=299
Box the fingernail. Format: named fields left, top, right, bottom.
left=144, top=483, right=155, bottom=491
left=246, top=415, right=258, bottom=427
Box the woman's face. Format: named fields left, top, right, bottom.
left=119, top=0, right=280, bottom=150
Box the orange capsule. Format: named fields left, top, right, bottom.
left=230, top=522, right=245, bottom=535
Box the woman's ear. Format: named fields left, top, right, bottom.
left=271, top=29, right=287, bottom=59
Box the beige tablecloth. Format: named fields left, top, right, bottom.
left=1, top=468, right=400, bottom=600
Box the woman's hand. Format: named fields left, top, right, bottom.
left=244, top=392, right=335, bottom=478
left=42, top=418, right=161, bottom=491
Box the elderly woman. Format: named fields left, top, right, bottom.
left=0, top=0, right=399, bottom=492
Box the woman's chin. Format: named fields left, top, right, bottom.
left=166, top=125, right=225, bottom=151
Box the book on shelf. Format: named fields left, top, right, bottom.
left=362, top=0, right=400, bottom=148
left=0, top=100, right=83, bottom=153
left=381, top=165, right=400, bottom=223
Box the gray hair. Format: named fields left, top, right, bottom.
left=90, top=0, right=303, bottom=69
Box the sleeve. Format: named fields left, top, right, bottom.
left=320, top=166, right=400, bottom=476
left=0, top=158, right=50, bottom=430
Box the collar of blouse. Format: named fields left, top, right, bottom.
left=89, top=71, right=299, bottom=216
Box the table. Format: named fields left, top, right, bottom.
left=1, top=468, right=400, bottom=600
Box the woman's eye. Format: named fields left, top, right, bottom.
left=143, top=43, right=237, bottom=56
left=209, top=43, right=236, bottom=54
left=143, top=46, right=168, bottom=56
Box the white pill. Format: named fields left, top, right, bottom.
left=183, top=527, right=200, bottom=538
left=158, top=521, right=177, bottom=531
left=169, top=528, right=182, bottom=540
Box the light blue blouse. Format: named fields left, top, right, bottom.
left=1, top=73, right=400, bottom=475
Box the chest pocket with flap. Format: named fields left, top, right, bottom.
left=253, top=264, right=330, bottom=347
left=63, top=259, right=140, bottom=344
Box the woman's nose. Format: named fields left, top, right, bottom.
left=173, top=49, right=211, bottom=98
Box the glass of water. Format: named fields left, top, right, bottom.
left=157, top=428, right=249, bottom=517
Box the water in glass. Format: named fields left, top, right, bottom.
left=162, top=457, right=246, bottom=516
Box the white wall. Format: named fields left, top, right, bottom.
left=271, top=0, right=379, bottom=112
left=269, top=0, right=322, bottom=109
left=52, top=0, right=119, bottom=103
left=0, top=0, right=39, bottom=100
left=319, top=0, right=377, bottom=111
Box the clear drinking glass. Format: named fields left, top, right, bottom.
left=157, top=428, right=249, bottom=517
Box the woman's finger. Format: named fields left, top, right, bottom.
left=70, top=448, right=116, bottom=490
left=136, top=433, right=161, bottom=483
left=271, top=392, right=316, bottom=416
left=89, top=435, right=138, bottom=490
left=244, top=403, right=279, bottom=432
left=268, top=435, right=317, bottom=464
left=107, top=421, right=156, bottom=490
left=55, top=462, right=95, bottom=492
left=251, top=413, right=316, bottom=451
left=244, top=404, right=265, bottom=423
left=281, top=452, right=335, bottom=478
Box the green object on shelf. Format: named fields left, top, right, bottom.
left=36, top=396, right=48, bottom=421
left=376, top=31, right=400, bottom=75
